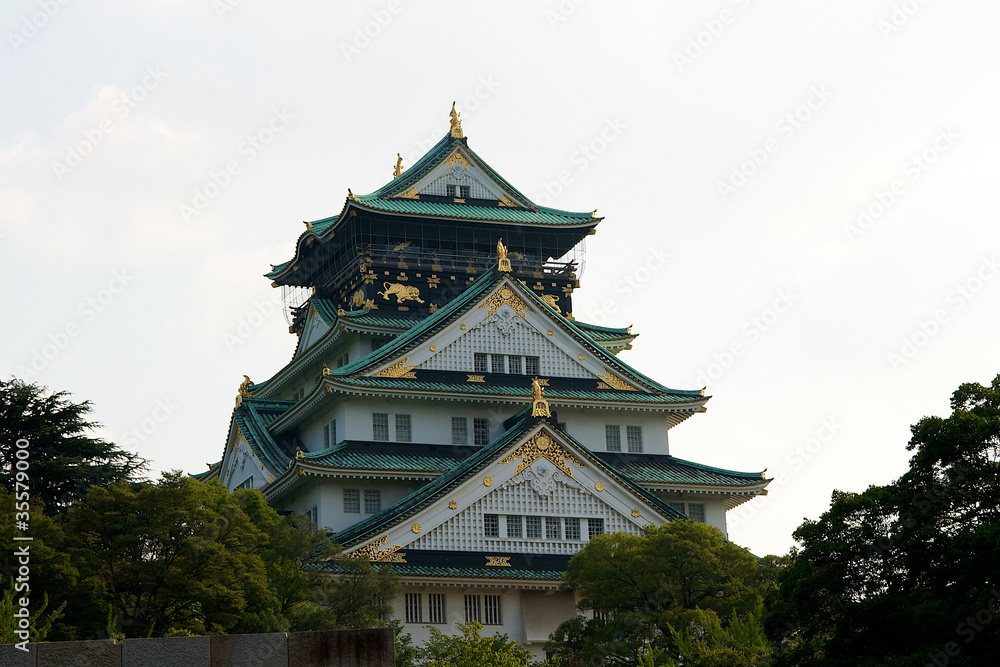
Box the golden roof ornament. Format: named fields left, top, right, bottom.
left=322, top=363, right=332, bottom=377
left=497, top=238, right=511, bottom=272
left=348, top=188, right=356, bottom=200
left=393, top=153, right=404, bottom=178
left=236, top=375, right=253, bottom=407
left=449, top=101, right=464, bottom=139
left=531, top=377, right=551, bottom=418
left=296, top=447, right=305, bottom=459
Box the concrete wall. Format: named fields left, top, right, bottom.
left=0, top=628, right=393, bottom=667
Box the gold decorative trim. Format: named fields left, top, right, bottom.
left=235, top=375, right=253, bottom=408
left=448, top=500, right=458, bottom=510
left=429, top=345, right=437, bottom=352
left=595, top=482, right=605, bottom=492
left=546, top=330, right=553, bottom=336
left=500, top=428, right=585, bottom=477
left=395, top=186, right=419, bottom=199
left=498, top=194, right=518, bottom=208
left=393, top=153, right=404, bottom=178
left=348, top=188, right=356, bottom=200
left=497, top=238, right=511, bottom=272
left=536, top=379, right=549, bottom=386
left=596, top=368, right=639, bottom=391
left=449, top=101, right=464, bottom=139
left=479, top=285, right=533, bottom=319
left=378, top=282, right=424, bottom=304
left=467, top=374, right=485, bottom=383
left=483, top=477, right=493, bottom=487
left=348, top=535, right=406, bottom=563
left=486, top=556, right=511, bottom=567
left=373, top=357, right=418, bottom=379
left=460, top=323, right=467, bottom=330
left=631, top=509, right=641, bottom=518
left=411, top=523, right=422, bottom=534
left=578, top=354, right=585, bottom=361
left=541, top=294, right=561, bottom=313
left=531, top=378, right=550, bottom=418
left=429, top=303, right=438, bottom=313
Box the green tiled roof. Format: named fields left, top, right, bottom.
left=352, top=195, right=596, bottom=226
left=331, top=414, right=686, bottom=550
left=231, top=398, right=296, bottom=475
left=574, top=321, right=635, bottom=341
left=378, top=565, right=564, bottom=580
left=302, top=441, right=473, bottom=474
left=190, top=461, right=221, bottom=481
left=596, top=452, right=767, bottom=487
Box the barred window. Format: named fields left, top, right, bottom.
left=344, top=489, right=360, bottom=513
left=565, top=517, right=581, bottom=540
left=323, top=423, right=330, bottom=448
left=667, top=501, right=686, bottom=515
left=460, top=185, right=471, bottom=199
left=395, top=414, right=412, bottom=442
left=446, top=184, right=457, bottom=197
left=626, top=426, right=643, bottom=453
left=235, top=477, right=253, bottom=490
left=484, top=594, right=502, bottom=625
left=491, top=354, right=505, bottom=374
left=364, top=489, right=381, bottom=514
left=474, top=353, right=488, bottom=373
left=337, top=353, right=349, bottom=368
left=372, top=413, right=389, bottom=441
left=588, top=518, right=604, bottom=538
left=324, top=419, right=337, bottom=448
left=605, top=425, right=621, bottom=452
left=508, top=356, right=522, bottom=374
left=428, top=593, right=446, bottom=624
left=451, top=417, right=468, bottom=445
left=474, top=418, right=490, bottom=446
left=506, top=515, right=523, bottom=538
left=526, top=516, right=542, bottom=539
left=525, top=356, right=540, bottom=375
left=546, top=516, right=561, bottom=540
left=405, top=593, right=422, bottom=623
left=307, top=506, right=318, bottom=525
left=687, top=503, right=706, bottom=523
left=484, top=514, right=499, bottom=538
left=464, top=595, right=482, bottom=623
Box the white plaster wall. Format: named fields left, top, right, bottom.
left=653, top=491, right=730, bottom=537
left=556, top=407, right=670, bottom=455
left=277, top=477, right=426, bottom=532
left=336, top=397, right=521, bottom=445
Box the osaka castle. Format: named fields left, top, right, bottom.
left=202, top=105, right=771, bottom=658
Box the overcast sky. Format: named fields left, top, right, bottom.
left=2, top=0, right=998, bottom=557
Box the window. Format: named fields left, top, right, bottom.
left=428, top=593, right=446, bottom=624
left=605, top=425, right=621, bottom=452
left=508, top=356, right=522, bottom=374
left=364, top=489, right=381, bottom=514
left=337, top=353, right=349, bottom=368
left=452, top=417, right=468, bottom=445
left=687, top=503, right=706, bottom=523
left=460, top=185, right=471, bottom=199
left=565, top=517, right=581, bottom=540
left=667, top=501, right=685, bottom=515
left=546, top=517, right=561, bottom=540
left=491, top=354, right=505, bottom=374
left=395, top=414, right=412, bottom=442
left=474, top=353, right=488, bottom=373
left=464, top=595, right=482, bottom=623
left=446, top=184, right=457, bottom=197
left=484, top=595, right=502, bottom=625
left=405, top=593, right=422, bottom=623
left=484, top=514, right=499, bottom=538
left=344, top=489, right=360, bottom=513
left=506, top=515, right=522, bottom=538
left=526, top=516, right=542, bottom=539
left=525, top=356, right=540, bottom=375
left=474, top=418, right=490, bottom=446
left=307, top=506, right=318, bottom=525
left=236, top=476, right=253, bottom=490
left=324, top=420, right=337, bottom=448
left=372, top=413, right=389, bottom=441
left=626, top=426, right=643, bottom=453
left=588, top=518, right=604, bottom=538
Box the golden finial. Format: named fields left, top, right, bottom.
left=449, top=102, right=464, bottom=139
left=296, top=447, right=304, bottom=459
left=322, top=363, right=332, bottom=377
left=348, top=188, right=356, bottom=200
left=497, top=238, right=511, bottom=272
left=236, top=375, right=253, bottom=408
left=531, top=378, right=551, bottom=418
left=393, top=153, right=404, bottom=178
left=590, top=209, right=598, bottom=218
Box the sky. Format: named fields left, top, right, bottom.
left=2, top=0, right=998, bottom=558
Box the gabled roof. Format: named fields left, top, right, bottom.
left=329, top=413, right=687, bottom=550
left=595, top=452, right=767, bottom=487
left=299, top=441, right=474, bottom=475
left=229, top=398, right=297, bottom=476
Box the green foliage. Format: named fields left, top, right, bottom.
left=766, top=374, right=1000, bottom=665
left=287, top=556, right=399, bottom=631
left=547, top=520, right=776, bottom=666
left=0, top=379, right=146, bottom=513
left=420, top=621, right=532, bottom=667
left=664, top=605, right=771, bottom=666
left=0, top=583, right=65, bottom=644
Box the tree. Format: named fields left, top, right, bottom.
left=766, top=374, right=1000, bottom=666
left=547, top=520, right=775, bottom=666
left=420, top=621, right=532, bottom=667
left=0, top=379, right=146, bottom=513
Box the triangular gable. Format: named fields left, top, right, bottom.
left=336, top=418, right=683, bottom=560
left=292, top=304, right=331, bottom=360
left=390, top=144, right=526, bottom=207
